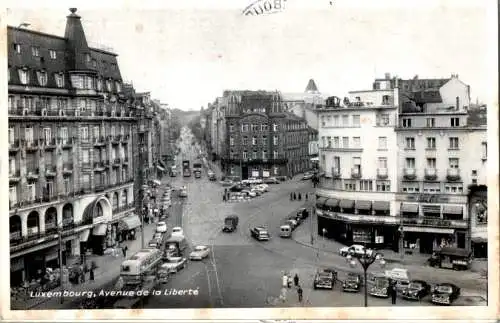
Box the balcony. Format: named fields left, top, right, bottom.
left=95, top=184, right=106, bottom=192
left=9, top=170, right=21, bottom=183
left=377, top=168, right=388, bottom=179
left=93, top=161, right=106, bottom=172
left=447, top=168, right=461, bottom=181
left=403, top=168, right=416, bottom=180
left=9, top=139, right=20, bottom=153
left=62, top=163, right=73, bottom=175
left=24, top=139, right=40, bottom=151
left=26, top=168, right=40, bottom=180
left=332, top=168, right=341, bottom=178
left=42, top=194, right=57, bottom=203
left=93, top=136, right=106, bottom=147
left=113, top=158, right=121, bottom=167
left=350, top=167, right=361, bottom=179
left=44, top=138, right=57, bottom=150
left=402, top=216, right=468, bottom=229
left=45, top=165, right=57, bottom=177
left=44, top=221, right=58, bottom=234
left=123, top=157, right=129, bottom=165
left=424, top=168, right=437, bottom=180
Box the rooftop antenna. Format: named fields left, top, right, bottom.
left=18, top=23, right=30, bottom=28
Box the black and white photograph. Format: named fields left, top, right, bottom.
left=1, top=0, right=498, bottom=321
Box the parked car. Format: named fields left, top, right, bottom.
left=171, top=227, right=184, bottom=237
left=285, top=219, right=298, bottom=230
left=179, top=188, right=188, bottom=197
left=263, top=177, right=280, bottom=184
left=368, top=273, right=390, bottom=298
left=229, top=184, right=244, bottom=192
left=339, top=244, right=374, bottom=257
left=276, top=176, right=287, bottom=182
left=250, top=227, right=270, bottom=241
left=302, top=171, right=314, bottom=180
left=189, top=245, right=210, bottom=260
left=208, top=170, right=217, bottom=181
left=156, top=221, right=168, bottom=233
left=256, top=184, right=269, bottom=192
left=222, top=215, right=239, bottom=233
left=296, top=208, right=309, bottom=220
left=220, top=179, right=233, bottom=187
left=251, top=188, right=263, bottom=196
left=401, top=280, right=431, bottom=300
left=431, top=283, right=461, bottom=305
left=342, top=273, right=362, bottom=292
left=162, top=256, right=187, bottom=273
left=313, top=269, right=335, bottom=290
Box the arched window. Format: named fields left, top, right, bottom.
left=112, top=193, right=119, bottom=210
left=95, top=203, right=104, bottom=218
left=122, top=189, right=128, bottom=206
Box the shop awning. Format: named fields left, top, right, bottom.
left=316, top=197, right=328, bottom=208
left=403, top=226, right=454, bottom=234
left=324, top=198, right=339, bottom=208
left=79, top=229, right=90, bottom=242
left=356, top=200, right=372, bottom=210
left=157, top=165, right=165, bottom=171
left=339, top=199, right=355, bottom=209
left=373, top=201, right=390, bottom=211
left=118, top=215, right=142, bottom=231
left=401, top=203, right=419, bottom=213
left=92, top=223, right=108, bottom=236
left=471, top=236, right=487, bottom=243
left=442, top=205, right=463, bottom=215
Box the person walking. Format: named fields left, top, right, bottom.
left=293, top=273, right=299, bottom=287
left=122, top=245, right=128, bottom=258
left=297, top=285, right=303, bottom=302
left=223, top=193, right=226, bottom=202
left=390, top=281, right=397, bottom=305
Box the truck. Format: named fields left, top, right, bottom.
left=164, top=236, right=188, bottom=259
left=222, top=215, right=239, bottom=233
left=114, top=248, right=163, bottom=308
left=193, top=160, right=203, bottom=178
left=182, top=160, right=191, bottom=177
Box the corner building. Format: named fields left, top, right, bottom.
left=315, top=75, right=400, bottom=250
left=7, top=9, right=141, bottom=286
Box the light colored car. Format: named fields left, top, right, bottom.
left=189, top=245, right=210, bottom=260
left=162, top=256, right=187, bottom=273
left=156, top=221, right=168, bottom=233
left=256, top=184, right=269, bottom=192
left=302, top=172, right=314, bottom=180
left=171, top=227, right=184, bottom=237
left=339, top=244, right=374, bottom=257
left=241, top=189, right=257, bottom=198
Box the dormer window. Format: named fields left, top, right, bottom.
left=106, top=80, right=112, bottom=92
left=115, top=81, right=121, bottom=92
left=97, top=78, right=103, bottom=91
left=49, top=50, right=57, bottom=59
left=70, top=75, right=83, bottom=89
left=55, top=73, right=65, bottom=88
left=36, top=71, right=48, bottom=86
left=92, top=59, right=97, bottom=68
left=85, top=53, right=91, bottom=63
left=31, top=46, right=40, bottom=57
left=18, top=68, right=29, bottom=85
left=13, top=43, right=21, bottom=53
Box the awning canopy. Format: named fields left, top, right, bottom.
left=401, top=203, right=419, bottom=213
left=373, top=201, right=390, bottom=211
left=339, top=199, right=355, bottom=209
left=316, top=197, right=328, bottom=208
left=79, top=229, right=90, bottom=242
left=403, top=226, right=454, bottom=235
left=118, top=214, right=142, bottom=231
left=442, top=205, right=463, bottom=215
left=157, top=165, right=165, bottom=171
left=356, top=200, right=372, bottom=210
left=92, top=223, right=108, bottom=236
left=324, top=198, right=339, bottom=208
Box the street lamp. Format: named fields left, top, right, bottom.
left=346, top=249, right=386, bottom=307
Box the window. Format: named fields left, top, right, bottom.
left=382, top=95, right=390, bottom=105
left=359, top=180, right=373, bottom=191
left=43, top=128, right=51, bottom=141
left=93, top=126, right=100, bottom=140
left=229, top=125, right=234, bottom=132
left=472, top=170, right=477, bottom=176
left=106, top=80, right=112, bottom=92
left=444, top=184, right=464, bottom=194
left=423, top=184, right=440, bottom=193
left=111, top=126, right=116, bottom=137
left=10, top=186, right=17, bottom=204
left=273, top=135, right=278, bottom=145
left=273, top=150, right=278, bottom=159
left=406, top=158, right=415, bottom=168
left=13, top=43, right=21, bottom=53
left=81, top=126, right=89, bottom=142
left=229, top=136, right=234, bottom=146
left=55, top=73, right=65, bottom=87
left=427, top=158, right=436, bottom=168
left=426, top=118, right=435, bottom=127
left=31, top=46, right=40, bottom=57
left=27, top=184, right=36, bottom=201
left=402, top=118, right=412, bottom=128
left=377, top=114, right=390, bottom=126
left=120, top=125, right=124, bottom=136
left=85, top=53, right=91, bottom=63
left=342, top=137, right=349, bottom=148
left=352, top=115, right=360, bottom=127
left=327, top=136, right=332, bottom=147
left=426, top=137, right=436, bottom=149
left=333, top=136, right=339, bottom=148
left=449, top=137, right=459, bottom=149
left=86, top=76, right=93, bottom=89
left=262, top=136, right=267, bottom=145
left=376, top=181, right=391, bottom=192
left=92, top=59, right=97, bottom=68
left=122, top=190, right=128, bottom=205
left=9, top=157, right=16, bottom=174
left=378, top=137, right=387, bottom=150
left=59, top=127, right=68, bottom=143
left=320, top=116, right=325, bottom=127
left=97, top=78, right=103, bottom=91
left=18, top=69, right=29, bottom=84
left=45, top=181, right=54, bottom=197
left=333, top=156, right=340, bottom=170
left=82, top=149, right=90, bottom=164
left=115, top=82, right=121, bottom=92
left=82, top=174, right=91, bottom=190
left=252, top=151, right=257, bottom=159
left=481, top=142, right=487, bottom=160
left=342, top=115, right=349, bottom=126
left=242, top=136, right=248, bottom=146
left=344, top=180, right=356, bottom=191
left=252, top=136, right=257, bottom=145
left=37, top=71, right=48, bottom=86
left=273, top=124, right=278, bottom=132
left=378, top=157, right=387, bottom=168
left=24, top=127, right=34, bottom=143
left=405, top=137, right=415, bottom=149
left=353, top=157, right=361, bottom=171
left=48, top=49, right=57, bottom=59
left=451, top=117, right=460, bottom=127
left=449, top=158, right=459, bottom=168
left=402, top=183, right=420, bottom=193
left=8, top=128, right=14, bottom=145
left=262, top=150, right=268, bottom=159
left=353, top=137, right=361, bottom=148
left=333, top=115, right=339, bottom=126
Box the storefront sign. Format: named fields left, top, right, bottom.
left=407, top=194, right=449, bottom=203
left=402, top=218, right=467, bottom=229
left=318, top=210, right=398, bottom=225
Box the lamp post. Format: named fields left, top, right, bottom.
left=58, top=229, right=64, bottom=304
left=346, top=249, right=386, bottom=307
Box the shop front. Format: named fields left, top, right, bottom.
left=118, top=214, right=142, bottom=241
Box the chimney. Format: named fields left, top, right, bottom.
left=385, top=73, right=391, bottom=80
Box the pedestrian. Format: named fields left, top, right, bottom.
left=297, top=285, right=303, bottom=302
left=390, top=282, right=397, bottom=305
left=223, top=194, right=226, bottom=202
left=122, top=245, right=128, bottom=257
left=305, top=193, right=308, bottom=201
left=298, top=193, right=302, bottom=200
left=293, top=273, right=299, bottom=287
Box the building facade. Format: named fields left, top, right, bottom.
left=395, top=74, right=487, bottom=255
left=315, top=76, right=400, bottom=250
left=284, top=113, right=311, bottom=176
left=7, top=9, right=143, bottom=286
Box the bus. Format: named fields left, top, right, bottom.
left=193, top=160, right=203, bottom=178
left=120, top=248, right=163, bottom=285
left=182, top=160, right=191, bottom=177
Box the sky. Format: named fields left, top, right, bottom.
left=4, top=0, right=497, bottom=111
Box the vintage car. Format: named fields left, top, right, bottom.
left=342, top=273, right=362, bottom=292
left=189, top=245, right=210, bottom=260
left=296, top=208, right=309, bottom=220
left=401, top=280, right=431, bottom=300
left=428, top=247, right=472, bottom=271
left=313, top=269, right=336, bottom=290
left=302, top=171, right=314, bottom=180
left=431, top=283, right=461, bottom=305
left=368, top=273, right=390, bottom=298
left=162, top=256, right=187, bottom=273
left=250, top=227, right=270, bottom=241
left=263, top=177, right=280, bottom=184
left=339, top=244, right=374, bottom=257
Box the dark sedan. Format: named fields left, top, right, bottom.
left=342, top=273, right=362, bottom=292
left=431, top=283, right=461, bottom=305
left=401, top=280, right=431, bottom=300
